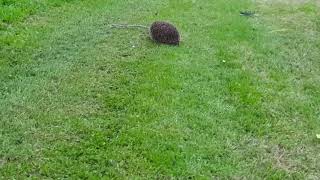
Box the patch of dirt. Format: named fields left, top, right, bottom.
left=0, top=158, right=6, bottom=167
left=256, top=0, right=313, bottom=5
left=270, top=144, right=296, bottom=173
left=244, top=135, right=320, bottom=177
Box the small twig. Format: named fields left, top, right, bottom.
left=110, top=24, right=149, bottom=29
left=269, top=29, right=288, bottom=33
left=240, top=11, right=256, bottom=17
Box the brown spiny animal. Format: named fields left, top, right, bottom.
left=150, top=21, right=180, bottom=45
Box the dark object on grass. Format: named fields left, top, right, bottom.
left=150, top=21, right=180, bottom=45
left=240, top=11, right=255, bottom=17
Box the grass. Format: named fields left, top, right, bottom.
left=0, top=0, right=76, bottom=25
left=0, top=0, right=319, bottom=178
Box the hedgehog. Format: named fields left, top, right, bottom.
left=111, top=21, right=181, bottom=46
left=150, top=21, right=180, bottom=45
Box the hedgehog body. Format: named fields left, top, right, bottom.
left=150, top=21, right=180, bottom=45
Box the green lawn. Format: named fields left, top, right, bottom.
left=1, top=0, right=319, bottom=178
